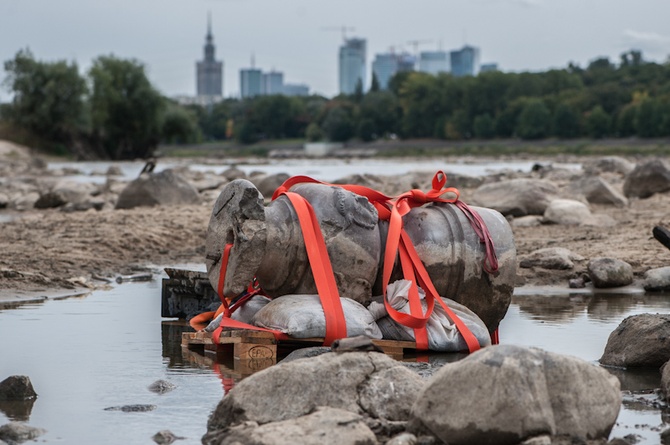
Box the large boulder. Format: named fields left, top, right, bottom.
left=573, top=176, right=628, bottom=207
left=600, top=313, right=670, bottom=367
left=115, top=169, right=200, bottom=209
left=205, top=352, right=424, bottom=437
left=543, top=199, right=593, bottom=225
left=410, top=345, right=621, bottom=445
left=205, top=407, right=377, bottom=445
left=583, top=156, right=635, bottom=176
left=623, top=159, right=670, bottom=199
left=587, top=257, right=634, bottom=288
left=471, top=179, right=559, bottom=217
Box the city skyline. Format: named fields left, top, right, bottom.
left=1, top=0, right=669, bottom=102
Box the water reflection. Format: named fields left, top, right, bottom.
left=0, top=399, right=36, bottom=421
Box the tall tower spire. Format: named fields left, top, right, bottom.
left=207, top=11, right=212, bottom=42
left=197, top=12, right=223, bottom=98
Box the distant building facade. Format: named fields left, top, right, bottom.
left=450, top=45, right=480, bottom=77
left=240, top=68, right=262, bottom=98
left=418, top=50, right=449, bottom=75
left=372, top=52, right=415, bottom=90
left=262, top=71, right=284, bottom=95
left=339, top=38, right=366, bottom=95
left=196, top=16, right=223, bottom=99
left=283, top=83, right=309, bottom=96
left=480, top=63, right=498, bottom=73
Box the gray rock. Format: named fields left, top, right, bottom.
left=642, top=267, right=670, bottom=291
left=584, top=156, right=635, bottom=176
left=472, top=178, right=559, bottom=217
left=0, top=422, right=46, bottom=444
left=410, top=344, right=621, bottom=445
left=543, top=199, right=593, bottom=225
left=623, top=159, right=670, bottom=199
left=519, top=247, right=583, bottom=270
left=386, top=432, right=418, bottom=445
left=152, top=429, right=185, bottom=444
left=600, top=313, right=670, bottom=367
left=106, top=165, right=123, bottom=176
left=147, top=380, right=176, bottom=394
left=280, top=347, right=332, bottom=363
left=204, top=407, right=377, bottom=445
left=661, top=360, right=670, bottom=403
left=115, top=169, right=200, bottom=209
left=587, top=257, right=634, bottom=288
left=221, top=166, right=247, bottom=181
left=0, top=377, right=37, bottom=401
left=252, top=173, right=290, bottom=198
left=512, top=215, right=543, bottom=227
left=575, top=176, right=628, bottom=207
left=104, top=404, right=156, bottom=412
left=206, top=352, right=424, bottom=434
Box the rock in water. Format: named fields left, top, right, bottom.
left=600, top=314, right=670, bottom=367
left=115, top=169, right=199, bottom=209
left=0, top=376, right=37, bottom=401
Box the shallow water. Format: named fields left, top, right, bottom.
left=48, top=158, right=581, bottom=183
left=1, top=279, right=669, bottom=444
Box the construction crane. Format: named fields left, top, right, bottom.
left=407, top=39, right=434, bottom=56
left=321, top=25, right=356, bottom=42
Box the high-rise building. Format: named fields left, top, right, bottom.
left=419, top=50, right=450, bottom=75
left=240, top=68, right=262, bottom=98
left=450, top=45, right=480, bottom=77
left=262, top=71, right=284, bottom=95
left=196, top=14, right=223, bottom=99
left=372, top=52, right=415, bottom=90
left=339, top=38, right=366, bottom=95
left=480, top=63, right=498, bottom=73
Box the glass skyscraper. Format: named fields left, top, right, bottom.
left=339, top=38, right=366, bottom=95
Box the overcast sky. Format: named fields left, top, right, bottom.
left=1, top=0, right=669, bottom=102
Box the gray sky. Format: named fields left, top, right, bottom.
left=1, top=0, right=669, bottom=102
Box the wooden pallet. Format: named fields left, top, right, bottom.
left=182, top=329, right=418, bottom=375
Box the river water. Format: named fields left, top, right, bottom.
left=1, top=158, right=667, bottom=443
left=1, top=274, right=669, bottom=444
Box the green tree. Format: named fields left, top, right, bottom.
left=615, top=103, right=638, bottom=137
left=473, top=113, right=495, bottom=139
left=322, top=106, right=354, bottom=142
left=88, top=55, right=164, bottom=159
left=358, top=118, right=376, bottom=142
left=586, top=105, right=611, bottom=138
left=635, top=98, right=663, bottom=137
left=161, top=102, right=200, bottom=144
left=370, top=72, right=380, bottom=93
left=552, top=104, right=582, bottom=138
left=359, top=91, right=401, bottom=137
left=2, top=49, right=87, bottom=152
left=516, top=99, right=551, bottom=140
left=305, top=122, right=323, bottom=142
left=353, top=78, right=364, bottom=103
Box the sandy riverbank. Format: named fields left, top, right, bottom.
left=2, top=139, right=670, bottom=300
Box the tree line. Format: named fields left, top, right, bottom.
left=1, top=49, right=669, bottom=160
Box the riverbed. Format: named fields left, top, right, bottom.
left=1, top=274, right=668, bottom=444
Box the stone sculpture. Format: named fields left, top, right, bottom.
left=205, top=178, right=516, bottom=331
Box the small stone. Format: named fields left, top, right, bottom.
left=0, top=422, right=46, bottom=443
left=387, top=432, right=418, bottom=445
left=104, top=404, right=156, bottom=412
left=147, top=380, right=176, bottom=395
left=152, top=429, right=185, bottom=444
left=0, top=376, right=37, bottom=401
left=587, top=257, right=634, bottom=288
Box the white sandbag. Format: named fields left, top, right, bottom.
left=204, top=295, right=272, bottom=333
left=367, top=280, right=491, bottom=351
left=251, top=294, right=383, bottom=339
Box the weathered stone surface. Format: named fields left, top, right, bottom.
left=204, top=407, right=377, bottom=445
left=280, top=347, right=331, bottom=363
left=519, top=247, right=583, bottom=270
left=221, top=166, right=246, bottom=181
left=600, top=314, right=670, bottom=367
left=115, top=169, right=200, bottom=209
left=386, top=432, right=418, bottom=445
left=152, top=429, right=184, bottom=444
left=0, top=422, right=46, bottom=444
left=587, top=257, right=634, bottom=288
left=147, top=380, right=176, bottom=394
left=471, top=179, right=559, bottom=217
left=104, top=404, right=156, bottom=412
left=251, top=173, right=290, bottom=198
left=575, top=176, right=628, bottom=207
left=661, top=360, right=670, bottom=403
left=206, top=352, right=424, bottom=435
left=623, top=159, right=670, bottom=199
left=584, top=156, right=635, bottom=176
left=0, top=376, right=37, bottom=401
left=512, top=215, right=542, bottom=227
left=543, top=199, right=593, bottom=225
left=642, top=267, right=670, bottom=291
left=411, top=345, right=621, bottom=445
